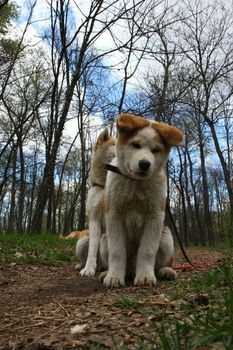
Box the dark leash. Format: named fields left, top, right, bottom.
left=166, top=204, right=208, bottom=271
left=105, top=163, right=211, bottom=271
left=105, top=164, right=126, bottom=177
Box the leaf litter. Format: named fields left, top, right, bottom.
left=0, top=248, right=225, bottom=349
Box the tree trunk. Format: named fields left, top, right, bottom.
left=8, top=148, right=17, bottom=234
left=17, top=140, right=25, bottom=233
left=186, top=146, right=205, bottom=243
left=206, top=118, right=233, bottom=240
left=198, top=124, right=215, bottom=245
left=77, top=125, right=87, bottom=231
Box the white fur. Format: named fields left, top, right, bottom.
left=79, top=187, right=105, bottom=276
left=75, top=236, right=89, bottom=270
left=76, top=234, right=108, bottom=272
left=78, top=129, right=115, bottom=277
left=76, top=116, right=182, bottom=285
left=103, top=125, right=177, bottom=288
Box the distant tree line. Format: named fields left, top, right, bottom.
left=0, top=0, right=232, bottom=245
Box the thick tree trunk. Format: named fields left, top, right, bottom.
left=30, top=71, right=83, bottom=233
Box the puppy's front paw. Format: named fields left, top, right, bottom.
left=99, top=270, right=108, bottom=282
left=103, top=273, right=125, bottom=288
left=156, top=267, right=177, bottom=280
left=134, top=274, right=157, bottom=286
left=80, top=265, right=96, bottom=277
left=75, top=262, right=83, bottom=271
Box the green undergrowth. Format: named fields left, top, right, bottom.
left=112, top=255, right=233, bottom=350
left=0, top=233, right=76, bottom=265
left=0, top=234, right=232, bottom=349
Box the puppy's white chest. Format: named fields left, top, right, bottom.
left=125, top=210, right=145, bottom=231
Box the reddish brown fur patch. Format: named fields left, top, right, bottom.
left=152, top=132, right=170, bottom=155
left=105, top=136, right=115, bottom=147
left=151, top=123, right=184, bottom=146
left=117, top=113, right=184, bottom=148
left=61, top=230, right=89, bottom=239
left=117, top=113, right=150, bottom=131
left=93, top=135, right=115, bottom=152
left=79, top=230, right=89, bottom=238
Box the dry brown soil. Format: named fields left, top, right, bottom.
left=0, top=249, right=222, bottom=350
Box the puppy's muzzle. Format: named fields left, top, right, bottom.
left=138, top=160, right=151, bottom=172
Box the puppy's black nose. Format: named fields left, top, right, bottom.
left=138, top=160, right=151, bottom=172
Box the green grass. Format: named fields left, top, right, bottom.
left=110, top=256, right=233, bottom=350
left=156, top=287, right=233, bottom=349
left=0, top=233, right=76, bottom=265
left=114, top=295, right=146, bottom=312
left=0, top=234, right=232, bottom=349
left=136, top=259, right=233, bottom=350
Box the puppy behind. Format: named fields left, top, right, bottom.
left=77, top=128, right=115, bottom=275
left=103, top=113, right=184, bottom=288
left=60, top=230, right=89, bottom=240
left=76, top=233, right=108, bottom=272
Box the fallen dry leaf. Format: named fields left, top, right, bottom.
left=70, top=323, right=89, bottom=334
left=14, top=252, right=24, bottom=258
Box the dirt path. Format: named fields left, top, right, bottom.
left=0, top=249, right=222, bottom=349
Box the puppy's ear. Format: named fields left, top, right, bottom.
left=152, top=123, right=184, bottom=146
left=93, top=128, right=110, bottom=151
left=96, top=128, right=109, bottom=144
left=117, top=113, right=150, bottom=131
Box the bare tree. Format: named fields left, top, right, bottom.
left=177, top=0, right=233, bottom=240
left=30, top=0, right=174, bottom=233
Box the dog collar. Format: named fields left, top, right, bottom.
left=92, top=182, right=105, bottom=188
left=105, top=163, right=139, bottom=181
left=105, top=164, right=126, bottom=177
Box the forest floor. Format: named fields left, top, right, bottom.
left=0, top=236, right=232, bottom=350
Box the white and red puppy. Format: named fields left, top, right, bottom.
left=103, top=113, right=184, bottom=288
left=78, top=128, right=115, bottom=276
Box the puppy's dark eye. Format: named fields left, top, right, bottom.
left=151, top=148, right=160, bottom=153
left=132, top=142, right=141, bottom=149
